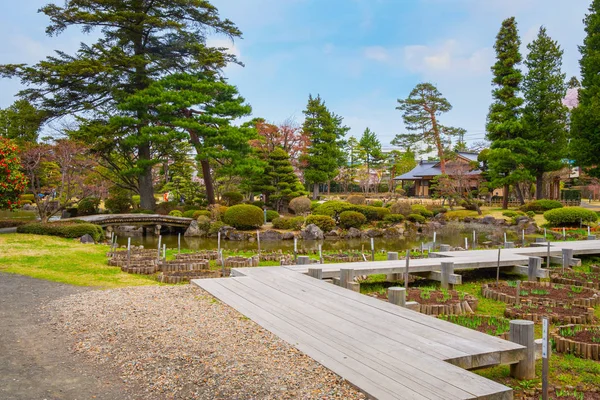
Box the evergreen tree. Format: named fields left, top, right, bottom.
left=345, top=137, right=361, bottom=192
left=0, top=0, right=241, bottom=210
left=0, top=100, right=45, bottom=146
left=485, top=17, right=526, bottom=209
left=301, top=95, right=349, bottom=199
left=571, top=0, right=600, bottom=178
left=395, top=83, right=464, bottom=174
left=358, top=127, right=383, bottom=192
left=568, top=76, right=581, bottom=88
left=522, top=26, right=568, bottom=199
left=258, top=147, right=307, bottom=211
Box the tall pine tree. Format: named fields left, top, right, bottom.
left=485, top=17, right=527, bottom=209
left=301, top=95, right=348, bottom=199
left=358, top=128, right=383, bottom=192
left=522, top=27, right=568, bottom=199
left=1, top=0, right=240, bottom=210
left=571, top=0, right=600, bottom=178
left=257, top=147, right=307, bottom=212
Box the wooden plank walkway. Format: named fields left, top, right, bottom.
left=194, top=268, right=522, bottom=399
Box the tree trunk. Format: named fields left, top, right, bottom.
left=312, top=183, right=319, bottom=200
left=327, top=181, right=331, bottom=196
left=502, top=184, right=509, bottom=209
left=201, top=159, right=216, bottom=205
left=536, top=175, right=544, bottom=200
left=515, top=184, right=525, bottom=205
left=138, top=143, right=156, bottom=210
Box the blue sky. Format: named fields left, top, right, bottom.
left=0, top=0, right=591, bottom=146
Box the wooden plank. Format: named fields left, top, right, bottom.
left=219, top=276, right=511, bottom=399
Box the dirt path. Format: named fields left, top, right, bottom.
left=0, top=273, right=130, bottom=400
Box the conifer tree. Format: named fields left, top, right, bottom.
left=485, top=17, right=526, bottom=209
left=571, top=0, right=600, bottom=178
left=358, top=128, right=383, bottom=192
left=301, top=95, right=349, bottom=199
left=258, top=147, right=307, bottom=211
left=522, top=27, right=568, bottom=199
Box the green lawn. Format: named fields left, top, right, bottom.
left=0, top=234, right=159, bottom=288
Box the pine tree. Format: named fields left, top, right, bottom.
left=571, top=0, right=600, bottom=178
left=485, top=17, right=526, bottom=209
left=0, top=0, right=241, bottom=210
left=301, top=95, right=349, bottom=199
left=0, top=100, right=46, bottom=146
left=567, top=76, right=581, bottom=88
left=259, top=147, right=307, bottom=211
left=395, top=83, right=464, bottom=174
left=522, top=26, right=568, bottom=199
left=358, top=128, right=383, bottom=192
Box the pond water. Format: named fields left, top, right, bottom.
left=0, top=210, right=37, bottom=220
left=113, top=222, right=532, bottom=253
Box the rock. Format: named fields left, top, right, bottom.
left=515, top=216, right=530, bottom=224
left=325, top=230, right=338, bottom=237
left=301, top=224, right=324, bottom=240
left=363, top=229, right=384, bottom=238
left=227, top=231, right=248, bottom=241
left=115, top=225, right=143, bottom=236
left=79, top=234, right=95, bottom=244
left=184, top=220, right=201, bottom=237
left=260, top=230, right=283, bottom=241
left=281, top=232, right=295, bottom=240
left=383, top=227, right=402, bottom=238
left=22, top=203, right=35, bottom=211
left=344, top=227, right=362, bottom=239
left=481, top=215, right=496, bottom=225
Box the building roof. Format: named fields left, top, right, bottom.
left=394, top=152, right=481, bottom=181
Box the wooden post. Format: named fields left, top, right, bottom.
left=217, top=231, right=221, bottom=254
left=127, top=237, right=131, bottom=267
left=385, top=252, right=399, bottom=281
left=440, top=262, right=454, bottom=290
left=404, top=250, right=410, bottom=290
left=515, top=280, right=521, bottom=305
left=522, top=229, right=525, bottom=246
left=388, top=287, right=406, bottom=306
left=473, top=230, right=476, bottom=249
left=371, top=237, right=375, bottom=261
left=562, top=248, right=573, bottom=273
left=496, top=247, right=501, bottom=285
left=256, top=230, right=261, bottom=255
left=318, top=244, right=323, bottom=264
left=308, top=268, right=323, bottom=279
left=220, top=249, right=225, bottom=276
left=294, top=237, right=298, bottom=263
left=464, top=237, right=468, bottom=250
left=162, top=243, right=166, bottom=262
left=562, top=227, right=566, bottom=240
left=339, top=268, right=355, bottom=290
left=157, top=235, right=162, bottom=264
left=528, top=257, right=541, bottom=282
left=177, top=233, right=181, bottom=254
left=542, top=317, right=549, bottom=400
left=420, top=242, right=424, bottom=256
left=433, top=231, right=437, bottom=249
left=297, top=255, right=310, bottom=265
left=547, top=241, right=551, bottom=269
left=509, top=320, right=536, bottom=380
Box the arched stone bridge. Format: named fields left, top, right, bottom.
left=72, top=214, right=193, bottom=236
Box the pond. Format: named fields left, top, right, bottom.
left=113, top=222, right=533, bottom=253
left=0, top=210, right=37, bottom=221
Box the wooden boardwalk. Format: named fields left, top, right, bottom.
left=193, top=240, right=600, bottom=399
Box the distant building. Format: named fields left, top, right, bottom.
left=393, top=152, right=480, bottom=197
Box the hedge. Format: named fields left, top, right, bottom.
left=193, top=210, right=212, bottom=219
left=520, top=200, right=563, bottom=213
left=306, top=215, right=336, bottom=232
left=272, top=216, right=304, bottom=230
left=411, top=204, right=433, bottom=218
left=221, top=192, right=244, bottom=206
left=502, top=210, right=525, bottom=218
left=339, top=211, right=367, bottom=229
left=223, top=204, right=264, bottom=229
left=182, top=209, right=199, bottom=218
left=384, top=214, right=405, bottom=223
left=543, top=207, right=598, bottom=226
left=407, top=213, right=426, bottom=223
left=19, top=194, right=35, bottom=202
left=169, top=210, right=183, bottom=217
left=17, top=221, right=104, bottom=242
left=313, top=201, right=389, bottom=221
left=266, top=210, right=280, bottom=222
left=0, top=220, right=30, bottom=229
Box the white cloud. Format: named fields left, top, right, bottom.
left=206, top=37, right=241, bottom=58
left=403, top=40, right=493, bottom=76
left=364, top=46, right=389, bottom=62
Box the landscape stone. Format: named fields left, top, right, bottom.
left=281, top=232, right=295, bottom=240
left=79, top=234, right=95, bottom=244
left=301, top=224, right=324, bottom=240
left=260, top=230, right=283, bottom=241
left=344, top=227, right=362, bottom=239
left=184, top=220, right=202, bottom=237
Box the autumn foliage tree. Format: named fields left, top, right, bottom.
left=0, top=137, right=27, bottom=210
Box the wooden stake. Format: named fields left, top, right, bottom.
left=496, top=247, right=501, bottom=284
left=157, top=235, right=162, bottom=264
left=177, top=233, right=181, bottom=254
left=127, top=237, right=131, bottom=267
left=542, top=317, right=549, bottom=400
left=404, top=250, right=410, bottom=290
left=371, top=237, right=375, bottom=261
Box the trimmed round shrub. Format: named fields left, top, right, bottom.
left=289, top=196, right=312, bottom=215
left=526, top=211, right=536, bottom=218
left=208, top=204, right=228, bottom=221
left=306, top=215, right=336, bottom=232
left=193, top=210, right=212, bottom=219
left=347, top=195, right=366, bottom=205
left=251, top=200, right=265, bottom=208
left=155, top=201, right=179, bottom=215
left=371, top=200, right=384, bottom=207
left=411, top=204, right=433, bottom=218
left=543, top=207, right=598, bottom=226
left=520, top=200, right=563, bottom=213
left=196, top=216, right=211, bottom=232
left=384, top=214, right=405, bottom=224
left=182, top=209, right=199, bottom=218
left=371, top=206, right=390, bottom=220
left=313, top=201, right=352, bottom=219
left=208, top=221, right=225, bottom=235
left=169, top=210, right=183, bottom=217
left=17, top=221, right=104, bottom=242
left=223, top=204, right=264, bottom=229
left=390, top=202, right=412, bottom=216
left=432, top=207, right=447, bottom=216
left=266, top=210, right=279, bottom=222
left=221, top=191, right=243, bottom=206
left=77, top=197, right=100, bottom=216
left=502, top=210, right=525, bottom=218
left=339, top=211, right=367, bottom=229
left=310, top=201, right=321, bottom=211
left=272, top=216, right=304, bottom=230
left=407, top=213, right=426, bottom=223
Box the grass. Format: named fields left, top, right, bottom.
left=0, top=234, right=159, bottom=288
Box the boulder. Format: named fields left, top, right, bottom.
left=325, top=230, right=339, bottom=238
left=481, top=215, right=496, bottom=225
left=344, top=227, right=362, bottom=239
left=184, top=220, right=202, bottom=237
left=301, top=224, right=324, bottom=240
left=383, top=227, right=403, bottom=238
left=281, top=232, right=295, bottom=240
left=260, top=230, right=282, bottom=241
left=363, top=229, right=384, bottom=238
left=227, top=230, right=248, bottom=241
left=79, top=234, right=95, bottom=244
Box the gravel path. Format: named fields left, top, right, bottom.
left=50, top=284, right=366, bottom=400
